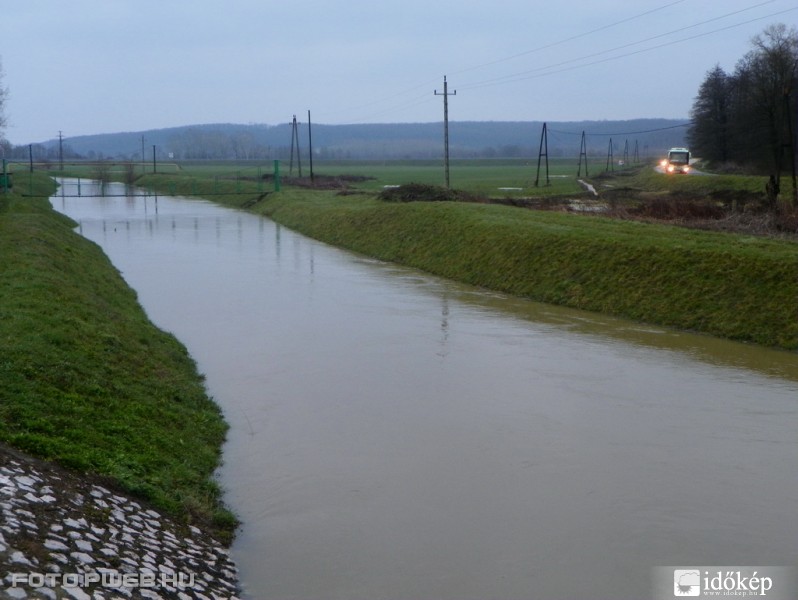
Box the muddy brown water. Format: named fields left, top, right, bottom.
left=51, top=180, right=798, bottom=600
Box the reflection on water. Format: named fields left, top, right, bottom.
left=52, top=180, right=798, bottom=600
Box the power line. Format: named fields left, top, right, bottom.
left=348, top=92, right=436, bottom=124
left=434, top=76, right=456, bottom=189
left=549, top=122, right=692, bottom=137
left=449, top=0, right=691, bottom=77
left=458, top=2, right=789, bottom=91
left=310, top=2, right=792, bottom=126
left=319, top=0, right=702, bottom=123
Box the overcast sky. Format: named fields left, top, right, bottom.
left=2, top=0, right=796, bottom=144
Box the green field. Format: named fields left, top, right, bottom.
left=23, top=157, right=592, bottom=198
left=21, top=155, right=795, bottom=203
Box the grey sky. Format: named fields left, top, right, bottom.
left=3, top=0, right=796, bottom=144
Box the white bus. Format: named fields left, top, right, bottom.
left=661, top=147, right=691, bottom=174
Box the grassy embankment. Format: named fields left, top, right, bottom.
left=0, top=174, right=236, bottom=541
left=130, top=165, right=798, bottom=351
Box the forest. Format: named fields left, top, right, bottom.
left=688, top=23, right=797, bottom=188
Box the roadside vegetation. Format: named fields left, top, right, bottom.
left=0, top=173, right=236, bottom=541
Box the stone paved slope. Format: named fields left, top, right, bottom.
left=0, top=447, right=240, bottom=599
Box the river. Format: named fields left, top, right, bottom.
left=51, top=180, right=798, bottom=600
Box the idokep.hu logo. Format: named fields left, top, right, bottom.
left=653, top=566, right=797, bottom=600
left=674, top=569, right=701, bottom=596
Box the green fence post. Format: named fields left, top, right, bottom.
left=2, top=159, right=8, bottom=194
left=274, top=160, right=281, bottom=192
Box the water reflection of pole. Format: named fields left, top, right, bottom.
left=438, top=294, right=450, bottom=358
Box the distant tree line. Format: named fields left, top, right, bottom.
left=688, top=23, right=797, bottom=182
left=3, top=142, right=82, bottom=162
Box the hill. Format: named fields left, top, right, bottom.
left=26, top=119, right=688, bottom=161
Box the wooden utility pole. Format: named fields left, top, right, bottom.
left=434, top=76, right=456, bottom=188
left=289, top=116, right=302, bottom=177
left=58, top=131, right=64, bottom=171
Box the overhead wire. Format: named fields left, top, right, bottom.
left=549, top=123, right=692, bottom=137
left=458, top=2, right=789, bottom=91
left=448, top=0, right=690, bottom=77
left=319, top=0, right=703, bottom=123
left=319, top=1, right=794, bottom=125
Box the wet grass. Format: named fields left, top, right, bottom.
left=0, top=174, right=236, bottom=541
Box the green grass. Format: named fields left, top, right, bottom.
left=47, top=158, right=588, bottom=198
left=0, top=174, right=236, bottom=541
left=244, top=190, right=798, bottom=349
left=32, top=161, right=798, bottom=351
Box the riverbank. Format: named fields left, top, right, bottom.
left=129, top=173, right=798, bottom=350
left=265, top=192, right=798, bottom=349
left=0, top=176, right=236, bottom=539
left=1, top=443, right=239, bottom=599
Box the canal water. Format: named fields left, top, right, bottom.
left=51, top=180, right=798, bottom=600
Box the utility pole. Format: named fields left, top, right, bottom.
left=534, top=122, right=550, bottom=187
left=289, top=115, right=302, bottom=177
left=577, top=131, right=588, bottom=177
left=434, top=76, right=456, bottom=188
left=307, top=110, right=314, bottom=183
left=605, top=138, right=614, bottom=172
left=58, top=131, right=64, bottom=171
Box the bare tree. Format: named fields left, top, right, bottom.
left=742, top=24, right=798, bottom=176
left=688, top=23, right=797, bottom=188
